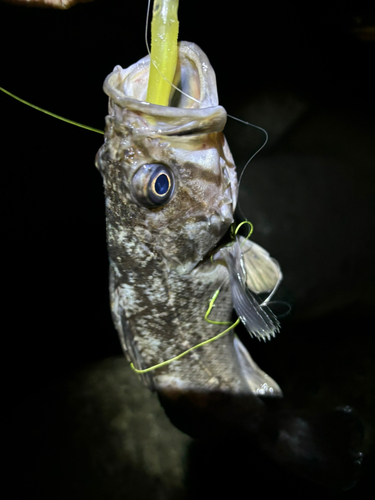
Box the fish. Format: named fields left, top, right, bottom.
left=1, top=26, right=364, bottom=487
left=95, top=41, right=283, bottom=397
left=95, top=48, right=365, bottom=488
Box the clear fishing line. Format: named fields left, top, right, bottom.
left=228, top=115, right=269, bottom=187
left=145, top=1, right=269, bottom=221
left=227, top=114, right=269, bottom=222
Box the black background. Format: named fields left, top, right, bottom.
left=1, top=1, right=374, bottom=498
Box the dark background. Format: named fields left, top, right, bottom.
left=1, top=1, right=374, bottom=498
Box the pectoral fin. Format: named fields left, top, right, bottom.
left=217, top=239, right=280, bottom=341
left=239, top=236, right=282, bottom=294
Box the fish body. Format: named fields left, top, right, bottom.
left=96, top=42, right=281, bottom=396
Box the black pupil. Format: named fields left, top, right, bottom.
left=154, top=174, right=169, bottom=195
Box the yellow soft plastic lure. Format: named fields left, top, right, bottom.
left=146, top=0, right=179, bottom=106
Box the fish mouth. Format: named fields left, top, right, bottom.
left=103, top=41, right=228, bottom=136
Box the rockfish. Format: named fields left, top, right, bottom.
left=95, top=41, right=283, bottom=398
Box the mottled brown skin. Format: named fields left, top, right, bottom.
left=95, top=43, right=257, bottom=394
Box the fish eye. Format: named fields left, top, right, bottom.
left=131, top=163, right=175, bottom=208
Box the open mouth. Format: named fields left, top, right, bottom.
left=102, top=42, right=228, bottom=136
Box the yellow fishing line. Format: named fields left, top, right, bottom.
left=2, top=82, right=257, bottom=375
left=131, top=289, right=240, bottom=374
left=211, top=219, right=254, bottom=262
left=131, top=318, right=240, bottom=374
left=131, top=220, right=255, bottom=374
left=235, top=220, right=254, bottom=244
left=204, top=289, right=232, bottom=326
left=131, top=220, right=254, bottom=374
left=0, top=86, right=104, bottom=135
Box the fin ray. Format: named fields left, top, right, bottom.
left=218, top=239, right=281, bottom=340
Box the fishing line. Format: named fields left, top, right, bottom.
left=131, top=219, right=281, bottom=374
left=2, top=4, right=284, bottom=375
left=131, top=289, right=240, bottom=374
left=204, top=288, right=232, bottom=326
left=235, top=219, right=254, bottom=243
left=0, top=86, right=104, bottom=135
left=2, top=0, right=268, bottom=170
left=228, top=116, right=269, bottom=190
left=227, top=114, right=269, bottom=222
left=131, top=224, right=255, bottom=375
left=0, top=85, right=268, bottom=201
left=145, top=1, right=269, bottom=220
left=263, top=299, right=292, bottom=318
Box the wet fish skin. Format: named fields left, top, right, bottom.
left=96, top=42, right=281, bottom=395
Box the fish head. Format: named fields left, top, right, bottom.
left=96, top=42, right=238, bottom=273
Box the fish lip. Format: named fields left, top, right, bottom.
left=103, top=41, right=228, bottom=136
